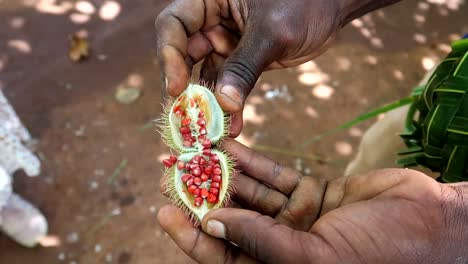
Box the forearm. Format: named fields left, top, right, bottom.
left=338, top=0, right=402, bottom=25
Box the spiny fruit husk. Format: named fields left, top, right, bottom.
left=161, top=84, right=228, bottom=153
left=165, top=150, right=233, bottom=222
left=159, top=83, right=233, bottom=223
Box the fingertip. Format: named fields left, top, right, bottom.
left=157, top=205, right=178, bottom=228
left=215, top=85, right=244, bottom=113
left=202, top=207, right=230, bottom=223
left=160, top=46, right=190, bottom=97
left=166, top=73, right=189, bottom=97
left=219, top=138, right=245, bottom=157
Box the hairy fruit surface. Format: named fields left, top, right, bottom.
left=160, top=84, right=233, bottom=222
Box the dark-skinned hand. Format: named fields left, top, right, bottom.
left=158, top=139, right=468, bottom=264
left=155, top=0, right=400, bottom=136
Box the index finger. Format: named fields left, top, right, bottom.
left=157, top=205, right=255, bottom=263
left=222, top=139, right=302, bottom=195
left=155, top=0, right=220, bottom=96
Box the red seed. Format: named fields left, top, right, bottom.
left=207, top=193, right=217, bottom=204
left=197, top=118, right=206, bottom=126
left=203, top=148, right=211, bottom=156
left=202, top=139, right=212, bottom=148
left=201, top=188, right=209, bottom=198
left=182, top=133, right=192, bottom=140
left=211, top=182, right=220, bottom=188
left=211, top=154, right=220, bottom=162
left=186, top=178, right=194, bottom=187
left=181, top=118, right=191, bottom=126
left=193, top=188, right=201, bottom=197
left=181, top=174, right=192, bottom=183
left=212, top=174, right=221, bottom=182
left=198, top=135, right=206, bottom=143
left=199, top=157, right=206, bottom=166
left=190, top=164, right=199, bottom=170
left=209, top=188, right=219, bottom=195
left=199, top=127, right=207, bottom=135
left=169, top=155, right=177, bottom=163
left=183, top=140, right=193, bottom=147
left=192, top=167, right=201, bottom=177
left=173, top=105, right=182, bottom=114
left=204, top=166, right=213, bottom=175
left=194, top=155, right=201, bottom=163
left=177, top=160, right=185, bottom=170
left=194, top=177, right=202, bottom=186
left=185, top=163, right=191, bottom=171
left=162, top=159, right=173, bottom=168
left=201, top=173, right=209, bottom=181
left=194, top=197, right=203, bottom=207
left=198, top=111, right=204, bottom=118
left=180, top=126, right=191, bottom=134
left=213, top=167, right=222, bottom=175
left=188, top=184, right=197, bottom=194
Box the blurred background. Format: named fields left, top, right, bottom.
left=0, top=0, right=467, bottom=263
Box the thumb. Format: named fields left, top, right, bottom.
left=215, top=29, right=280, bottom=113
left=201, top=208, right=330, bottom=263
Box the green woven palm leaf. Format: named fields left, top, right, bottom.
left=398, top=38, right=468, bottom=183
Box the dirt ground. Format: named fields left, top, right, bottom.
left=0, top=0, right=467, bottom=263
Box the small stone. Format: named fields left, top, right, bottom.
left=111, top=208, right=121, bottom=216
left=74, top=126, right=86, bottom=137
left=105, top=253, right=113, bottom=262
left=66, top=232, right=79, bottom=243
left=95, top=244, right=102, bottom=253
left=149, top=206, right=157, bottom=213
left=58, top=253, right=66, bottom=261
left=89, top=181, right=99, bottom=190
left=98, top=54, right=108, bottom=61
left=115, top=85, right=141, bottom=104
left=94, top=169, right=105, bottom=176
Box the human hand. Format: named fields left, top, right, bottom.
left=158, top=139, right=468, bottom=263
left=155, top=0, right=402, bottom=136
left=155, top=0, right=344, bottom=136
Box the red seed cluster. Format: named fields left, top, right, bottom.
left=162, top=106, right=222, bottom=207
left=175, top=105, right=209, bottom=148
left=180, top=152, right=222, bottom=206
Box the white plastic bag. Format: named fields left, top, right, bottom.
left=0, top=88, right=47, bottom=247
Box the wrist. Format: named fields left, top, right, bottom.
left=337, top=0, right=401, bottom=26
left=439, top=183, right=468, bottom=259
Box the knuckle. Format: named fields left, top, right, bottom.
left=223, top=56, right=258, bottom=88
left=272, top=162, right=283, bottom=180
left=263, top=10, right=300, bottom=47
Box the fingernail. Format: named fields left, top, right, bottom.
left=164, top=77, right=168, bottom=90
left=206, top=220, right=226, bottom=239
